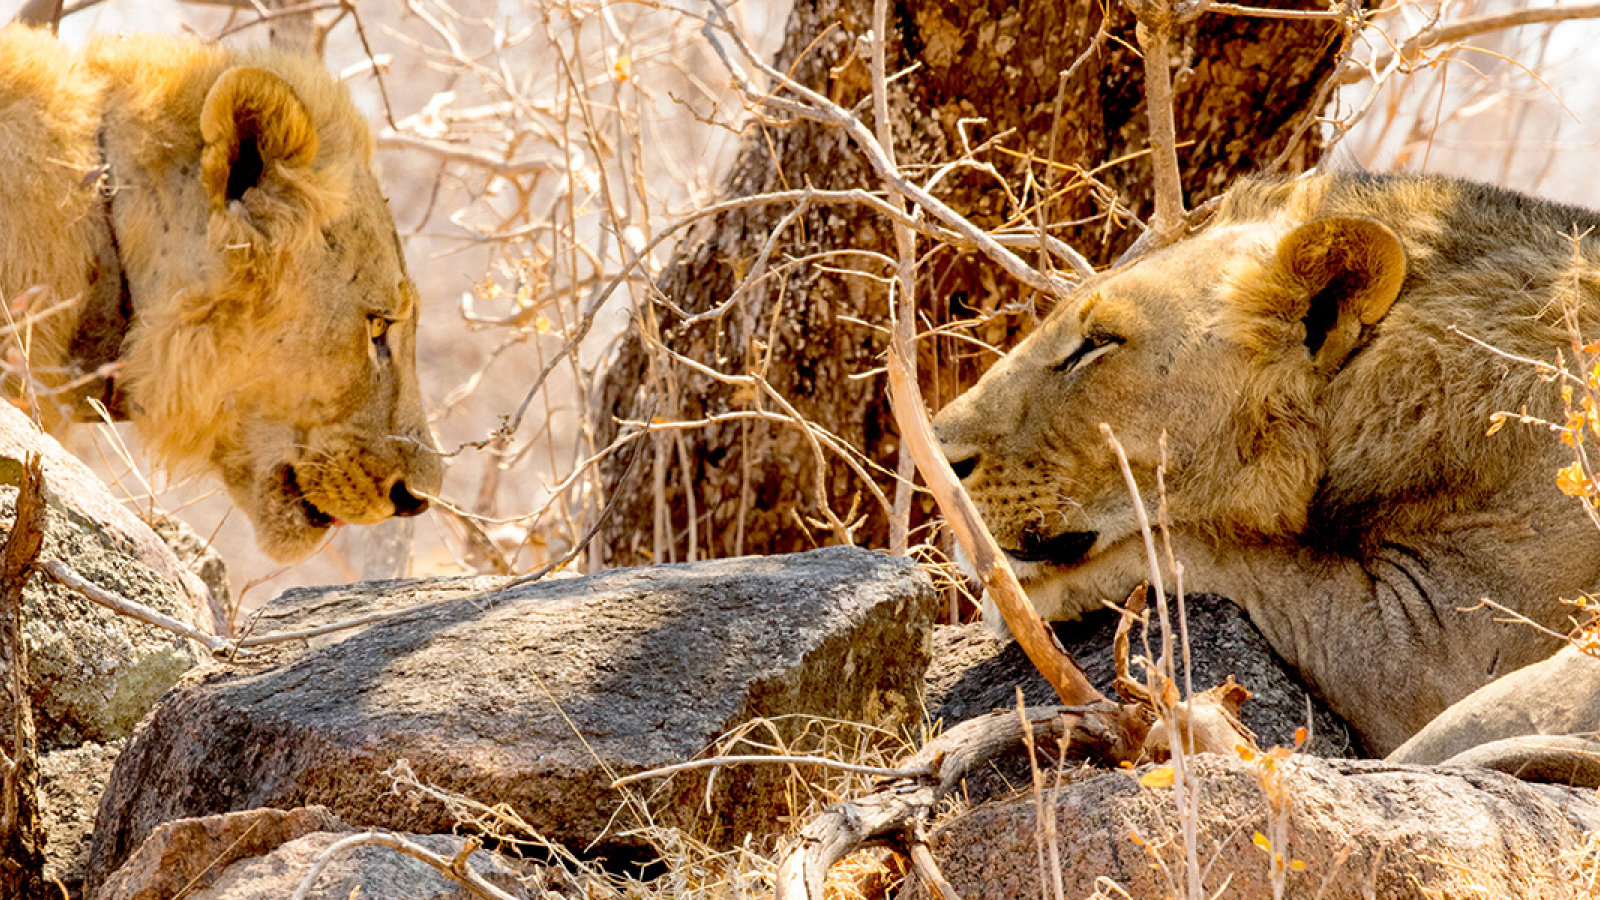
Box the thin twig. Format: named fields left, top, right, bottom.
left=611, top=753, right=931, bottom=788
left=42, top=560, right=231, bottom=656
left=1338, top=3, right=1600, bottom=85
left=288, top=831, right=518, bottom=900
left=1127, top=8, right=1186, bottom=246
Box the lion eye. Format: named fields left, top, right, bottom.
left=1052, top=332, right=1121, bottom=373
left=368, top=314, right=393, bottom=352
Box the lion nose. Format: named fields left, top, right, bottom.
left=388, top=479, right=430, bottom=517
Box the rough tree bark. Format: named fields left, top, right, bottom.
left=0, top=455, right=52, bottom=899
left=593, top=0, right=1353, bottom=567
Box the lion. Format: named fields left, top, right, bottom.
left=934, top=172, right=1600, bottom=756
left=0, top=25, right=442, bottom=562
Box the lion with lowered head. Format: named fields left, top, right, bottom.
left=0, top=25, right=442, bottom=562
left=934, top=172, right=1600, bottom=756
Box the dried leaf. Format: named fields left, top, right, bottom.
left=1558, top=462, right=1595, bottom=497
left=1140, top=765, right=1175, bottom=789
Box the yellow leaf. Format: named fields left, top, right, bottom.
left=1558, top=462, right=1595, bottom=498
left=1290, top=859, right=1307, bottom=872
left=613, top=56, right=633, bottom=81
left=534, top=315, right=551, bottom=334
left=1140, top=766, right=1175, bottom=789
left=1253, top=831, right=1271, bottom=852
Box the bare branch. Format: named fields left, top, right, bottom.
left=43, top=560, right=231, bottom=656
left=11, top=0, right=64, bottom=28
left=611, top=753, right=930, bottom=788
left=289, top=831, right=519, bottom=900
left=1129, top=16, right=1186, bottom=244
left=1338, top=2, right=1600, bottom=85
left=701, top=1, right=1076, bottom=300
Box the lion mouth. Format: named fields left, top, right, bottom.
left=1007, top=530, right=1097, bottom=566
left=277, top=464, right=338, bottom=530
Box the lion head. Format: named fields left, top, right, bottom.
left=934, top=182, right=1407, bottom=624
left=75, top=38, right=444, bottom=561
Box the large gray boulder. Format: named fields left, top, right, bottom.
left=86, top=546, right=936, bottom=893
left=0, top=403, right=213, bottom=749
left=905, top=754, right=1600, bottom=899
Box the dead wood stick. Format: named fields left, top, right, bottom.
left=289, top=831, right=517, bottom=900
left=884, top=351, right=1103, bottom=709
left=909, top=842, right=964, bottom=900
left=0, top=454, right=50, bottom=899
left=41, top=560, right=231, bottom=655
left=772, top=704, right=1144, bottom=900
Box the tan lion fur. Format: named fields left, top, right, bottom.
left=0, top=26, right=442, bottom=561
left=935, top=172, right=1600, bottom=754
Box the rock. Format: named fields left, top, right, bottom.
left=149, top=516, right=231, bottom=632
left=39, top=739, right=122, bottom=895
left=927, top=593, right=1360, bottom=758
left=157, top=831, right=535, bottom=900
left=1391, top=643, right=1600, bottom=766
left=86, top=546, right=935, bottom=892
left=905, top=754, right=1600, bottom=900
left=0, top=403, right=212, bottom=749
left=96, top=806, right=346, bottom=900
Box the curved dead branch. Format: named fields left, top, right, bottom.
left=773, top=702, right=1150, bottom=900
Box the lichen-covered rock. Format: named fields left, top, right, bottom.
left=905, top=754, right=1600, bottom=899
left=135, top=830, right=535, bottom=900
left=87, top=546, right=936, bottom=892
left=0, top=403, right=212, bottom=749
left=39, top=739, right=123, bottom=894
left=96, top=806, right=346, bottom=900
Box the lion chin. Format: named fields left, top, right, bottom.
left=235, top=464, right=339, bottom=563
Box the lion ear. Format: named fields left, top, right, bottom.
left=199, top=67, right=319, bottom=212
left=1275, top=215, right=1406, bottom=373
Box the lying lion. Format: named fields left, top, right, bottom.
left=934, top=172, right=1600, bottom=756
left=0, top=25, right=442, bottom=561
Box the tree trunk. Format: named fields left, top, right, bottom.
left=0, top=455, right=52, bottom=899
left=592, top=0, right=1350, bottom=568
